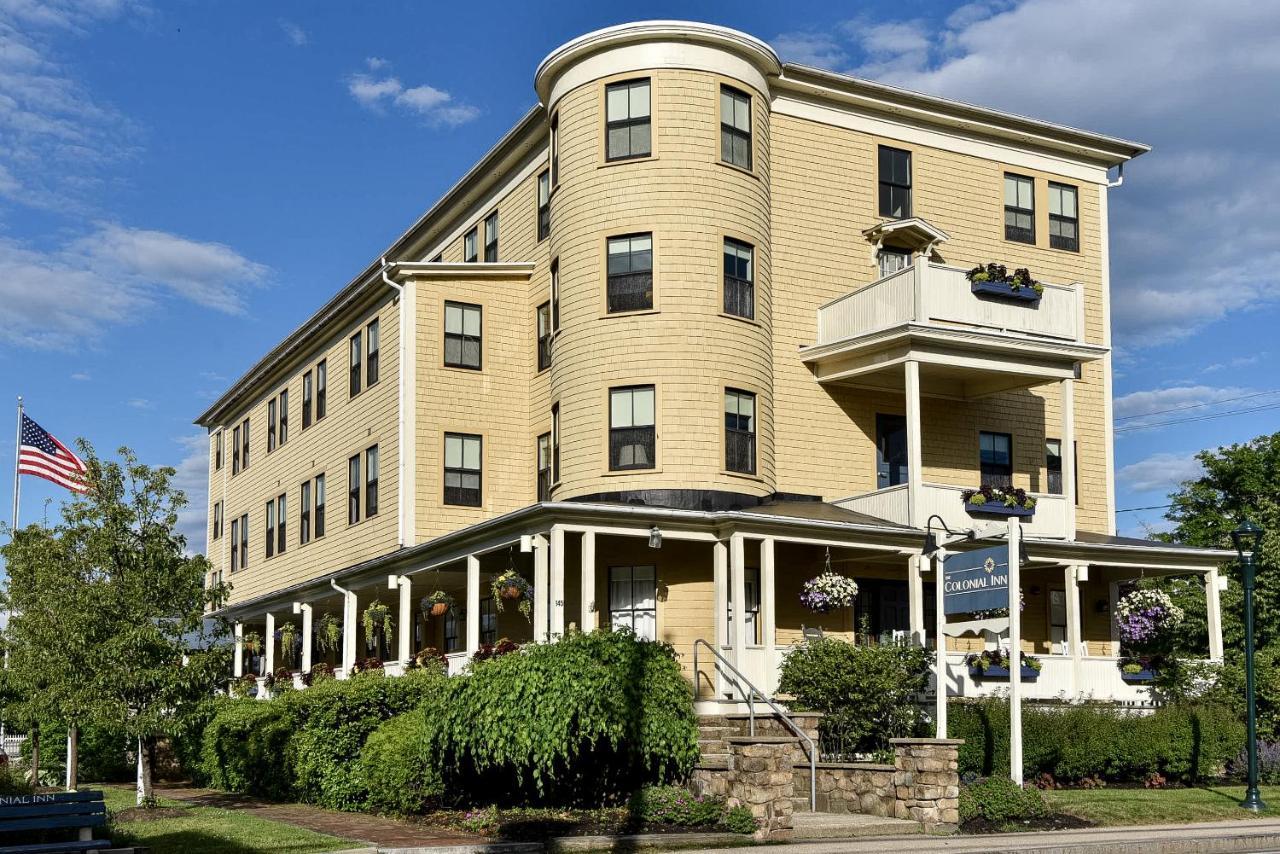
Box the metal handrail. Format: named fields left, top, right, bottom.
left=693, top=638, right=816, bottom=812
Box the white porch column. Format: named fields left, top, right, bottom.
left=550, top=525, right=566, bottom=638
left=392, top=574, right=412, bottom=663
left=713, top=539, right=728, bottom=698
left=729, top=533, right=747, bottom=669
left=1061, top=377, right=1077, bottom=538
left=294, top=602, right=313, bottom=674
left=761, top=537, right=777, bottom=694
left=233, top=621, right=244, bottom=678
left=1206, top=567, right=1225, bottom=661
left=466, top=555, right=481, bottom=654
left=264, top=612, right=276, bottom=677
left=533, top=534, right=549, bottom=642
left=1065, top=564, right=1084, bottom=697
left=1007, top=518, right=1023, bottom=785
left=342, top=588, right=357, bottom=673
left=908, top=554, right=925, bottom=645
left=580, top=530, right=597, bottom=631
left=904, top=359, right=924, bottom=527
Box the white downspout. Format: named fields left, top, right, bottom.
left=380, top=257, right=407, bottom=548
left=1106, top=162, right=1124, bottom=189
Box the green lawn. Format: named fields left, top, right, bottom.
left=102, top=788, right=360, bottom=854
left=1047, top=786, right=1280, bottom=826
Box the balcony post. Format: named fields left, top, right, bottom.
left=233, top=621, right=244, bottom=678
left=550, top=525, right=566, bottom=638
left=264, top=612, right=276, bottom=677
left=713, top=539, right=728, bottom=696
left=1065, top=564, right=1084, bottom=697
left=532, top=534, right=549, bottom=642
left=1206, top=567, right=1224, bottom=661
left=904, top=359, right=924, bottom=527
left=1061, top=377, right=1077, bottom=538
left=730, top=533, right=747, bottom=673
left=908, top=554, right=925, bottom=646
left=466, top=555, right=481, bottom=655
left=580, top=530, right=597, bottom=631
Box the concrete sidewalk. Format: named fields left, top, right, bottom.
left=679, top=818, right=1280, bottom=854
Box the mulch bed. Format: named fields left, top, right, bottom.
left=413, top=809, right=726, bottom=841
left=963, top=813, right=1095, bottom=834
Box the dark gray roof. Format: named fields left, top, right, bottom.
left=1073, top=531, right=1207, bottom=551
left=735, top=500, right=912, bottom=529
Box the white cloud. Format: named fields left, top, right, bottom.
left=1202, top=354, right=1264, bottom=374
left=169, top=432, right=208, bottom=555
left=69, top=371, right=90, bottom=381
left=127, top=397, right=153, bottom=409
left=1116, top=451, right=1203, bottom=494
left=773, top=1, right=1280, bottom=345
left=0, top=223, right=268, bottom=350
left=346, top=60, right=480, bottom=127
left=278, top=18, right=307, bottom=46
left=1113, top=384, right=1251, bottom=421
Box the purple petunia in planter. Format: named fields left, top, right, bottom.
left=961, top=485, right=1037, bottom=517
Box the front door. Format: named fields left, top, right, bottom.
left=876, top=414, right=908, bottom=488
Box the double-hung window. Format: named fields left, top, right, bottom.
left=238, top=514, right=248, bottom=570
left=365, top=445, right=379, bottom=518
left=444, top=301, right=482, bottom=369
left=444, top=433, right=482, bottom=507
left=278, top=390, right=288, bottom=447
left=276, top=494, right=286, bottom=555
left=550, top=113, right=559, bottom=186
left=878, top=146, right=912, bottom=218
left=483, top=211, right=499, bottom=262
left=300, top=480, right=312, bottom=545
left=232, top=425, right=241, bottom=474
left=537, top=170, right=550, bottom=241
left=606, top=233, right=653, bottom=313
left=267, top=399, right=277, bottom=452
left=230, top=517, right=239, bottom=571
left=536, top=302, right=552, bottom=372
left=348, top=454, right=361, bottom=524
left=979, top=431, right=1013, bottom=489
left=724, top=389, right=756, bottom=475
left=551, top=403, right=560, bottom=483
left=265, top=498, right=276, bottom=558
left=720, top=85, right=752, bottom=169
left=605, top=78, right=651, bottom=161
left=1049, top=182, right=1079, bottom=251
left=443, top=610, right=461, bottom=653
left=609, top=565, right=656, bottom=641
left=464, top=227, right=478, bottom=262
left=302, top=371, right=313, bottom=429
left=366, top=319, right=380, bottom=387
left=1004, top=173, right=1035, bottom=244
left=609, top=385, right=655, bottom=471
left=314, top=474, right=326, bottom=538
left=349, top=331, right=362, bottom=396
left=723, top=238, right=754, bottom=319
left=214, top=431, right=223, bottom=470
left=537, top=432, right=551, bottom=501
left=480, top=598, right=497, bottom=645
left=212, top=501, right=223, bottom=540
left=240, top=418, right=250, bottom=470
left=878, top=247, right=911, bottom=279
left=316, top=360, right=327, bottom=419
left=1046, top=439, right=1063, bottom=496
left=550, top=260, right=560, bottom=330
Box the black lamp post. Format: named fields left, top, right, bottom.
left=1232, top=519, right=1266, bottom=811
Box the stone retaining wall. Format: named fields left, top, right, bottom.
left=724, top=737, right=795, bottom=841
left=890, top=738, right=962, bottom=832
left=792, top=762, right=897, bottom=816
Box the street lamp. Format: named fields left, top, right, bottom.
left=1232, top=519, right=1266, bottom=811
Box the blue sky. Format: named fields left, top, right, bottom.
left=2, top=0, right=1278, bottom=552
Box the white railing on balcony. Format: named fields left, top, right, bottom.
left=941, top=653, right=1160, bottom=704
left=837, top=482, right=1069, bottom=538
left=816, top=263, right=1082, bottom=347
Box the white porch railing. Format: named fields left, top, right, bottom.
left=837, top=482, right=1069, bottom=538
left=2, top=734, right=26, bottom=760
left=940, top=653, right=1161, bottom=704
left=817, top=263, right=1083, bottom=346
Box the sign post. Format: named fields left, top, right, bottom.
left=1007, top=516, right=1022, bottom=785
left=934, top=547, right=947, bottom=739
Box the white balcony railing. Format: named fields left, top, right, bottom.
left=837, top=482, right=1069, bottom=539
left=941, top=653, right=1162, bottom=704
left=817, top=263, right=1083, bottom=347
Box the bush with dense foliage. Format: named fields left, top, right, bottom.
left=628, top=785, right=725, bottom=827
left=199, top=697, right=296, bottom=800
left=360, top=710, right=442, bottom=815
left=959, top=776, right=1046, bottom=826
left=950, top=698, right=1243, bottom=784
left=778, top=636, right=930, bottom=756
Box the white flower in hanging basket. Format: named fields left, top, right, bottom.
left=800, top=572, right=859, bottom=614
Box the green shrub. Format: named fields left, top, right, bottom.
left=628, top=785, right=724, bottom=827
left=951, top=699, right=1244, bottom=783
left=360, top=710, right=442, bottom=815
left=778, top=636, right=930, bottom=755
left=199, top=699, right=295, bottom=800
left=959, top=776, right=1046, bottom=826
left=720, top=804, right=758, bottom=834
left=0, top=763, right=32, bottom=796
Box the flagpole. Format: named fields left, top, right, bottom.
left=11, top=395, right=21, bottom=535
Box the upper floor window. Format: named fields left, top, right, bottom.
left=276, top=493, right=286, bottom=555
left=1004, top=173, right=1035, bottom=244
left=302, top=370, right=313, bottom=429
left=213, top=431, right=223, bottom=471
left=267, top=399, right=277, bottom=452
left=537, top=432, right=551, bottom=501
left=723, top=238, right=754, bottom=319
left=878, top=247, right=911, bottom=279
left=349, top=331, right=363, bottom=397
left=878, top=146, right=912, bottom=218
left=483, top=211, right=499, bottom=262
left=211, top=501, right=223, bottom=540
left=232, top=425, right=241, bottom=474
left=348, top=453, right=361, bottom=524
left=605, top=78, right=651, bottom=161
left=300, top=479, right=312, bottom=545
left=550, top=260, right=560, bottom=331
left=979, top=431, right=1013, bottom=489
left=550, top=113, right=559, bottom=186
left=725, top=389, right=756, bottom=475
left=278, top=389, right=288, bottom=447
left=609, top=385, right=655, bottom=471
left=606, top=233, right=653, bottom=313
left=537, top=302, right=552, bottom=372
left=537, top=170, right=550, bottom=241
left=444, top=301, right=482, bottom=370
left=551, top=403, right=560, bottom=484
left=229, top=516, right=239, bottom=571
left=1046, top=439, right=1063, bottom=496
left=464, top=227, right=478, bottom=263
left=365, top=445, right=379, bottom=518
left=265, top=497, right=276, bottom=558
left=720, top=85, right=752, bottom=169
left=444, top=433, right=482, bottom=507
left=314, top=473, right=326, bottom=538
left=366, top=319, right=380, bottom=387
left=240, top=418, right=250, bottom=471
left=238, top=513, right=248, bottom=570
left=1049, top=182, right=1079, bottom=251
left=316, top=359, right=327, bottom=420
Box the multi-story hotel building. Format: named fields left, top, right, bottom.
left=199, top=21, right=1229, bottom=707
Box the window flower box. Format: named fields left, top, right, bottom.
left=966, top=650, right=1041, bottom=681
left=969, top=663, right=1041, bottom=681
left=962, top=485, right=1036, bottom=518
left=1121, top=668, right=1157, bottom=684
left=966, top=263, right=1044, bottom=303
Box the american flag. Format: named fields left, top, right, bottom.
left=18, top=413, right=89, bottom=494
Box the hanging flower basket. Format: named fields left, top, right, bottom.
left=363, top=600, right=393, bottom=648
left=800, top=572, right=859, bottom=614
left=316, top=613, right=342, bottom=654
left=278, top=623, right=298, bottom=666
left=962, top=485, right=1036, bottom=517
left=491, top=569, right=533, bottom=619
left=1115, top=589, right=1184, bottom=647
left=241, top=630, right=263, bottom=655
left=421, top=591, right=456, bottom=618
left=966, top=649, right=1042, bottom=680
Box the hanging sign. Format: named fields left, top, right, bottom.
left=943, top=544, right=1010, bottom=615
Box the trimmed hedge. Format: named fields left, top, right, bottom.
left=950, top=699, right=1244, bottom=784
left=360, top=711, right=441, bottom=815
left=200, top=697, right=296, bottom=800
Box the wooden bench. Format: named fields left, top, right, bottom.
left=0, top=791, right=109, bottom=854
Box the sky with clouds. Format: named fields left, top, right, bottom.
left=1, top=0, right=1277, bottom=557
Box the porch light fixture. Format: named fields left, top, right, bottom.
left=648, top=526, right=662, bottom=549
left=1233, top=519, right=1266, bottom=811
